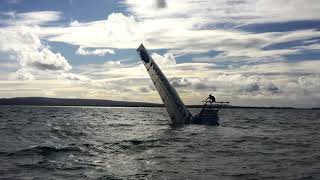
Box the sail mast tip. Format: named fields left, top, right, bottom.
left=137, top=43, right=146, bottom=51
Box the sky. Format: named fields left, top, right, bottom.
left=0, top=0, right=320, bottom=108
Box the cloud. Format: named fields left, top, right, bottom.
left=21, top=48, right=71, bottom=71
left=0, top=4, right=319, bottom=107
left=59, top=73, right=90, bottom=82
left=152, top=53, right=176, bottom=67
left=0, top=26, right=72, bottom=80
left=169, top=77, right=215, bottom=91
left=1, top=44, right=319, bottom=107
left=298, top=75, right=320, bottom=90
left=7, top=0, right=23, bottom=4
left=47, top=13, right=142, bottom=48
left=266, top=82, right=280, bottom=93
left=0, top=11, right=70, bottom=79
left=9, top=69, right=35, bottom=81
left=194, top=83, right=213, bottom=90
left=139, top=86, right=152, bottom=93
left=238, top=78, right=280, bottom=94
left=43, top=11, right=320, bottom=63
left=242, top=83, right=260, bottom=92
left=2, top=4, right=317, bottom=64
left=1, top=11, right=62, bottom=26
left=170, top=78, right=192, bottom=88
left=125, top=0, right=320, bottom=24
left=76, top=47, right=115, bottom=56
left=155, top=0, right=167, bottom=9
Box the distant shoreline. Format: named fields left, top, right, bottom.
left=0, top=97, right=161, bottom=107
left=0, top=97, right=319, bottom=110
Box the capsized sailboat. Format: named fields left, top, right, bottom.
left=137, top=44, right=228, bottom=125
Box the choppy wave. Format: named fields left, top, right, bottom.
left=6, top=145, right=83, bottom=157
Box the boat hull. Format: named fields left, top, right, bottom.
left=191, top=109, right=220, bottom=126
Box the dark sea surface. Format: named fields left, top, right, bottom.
left=0, top=106, right=319, bottom=180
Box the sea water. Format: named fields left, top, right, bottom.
left=0, top=106, right=319, bottom=179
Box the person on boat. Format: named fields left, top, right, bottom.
left=206, top=94, right=216, bottom=102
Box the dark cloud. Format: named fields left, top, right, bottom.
left=266, top=83, right=280, bottom=93
left=239, top=81, right=281, bottom=94
left=227, top=0, right=247, bottom=5
left=170, top=78, right=192, bottom=88
left=194, top=83, right=215, bottom=90
left=242, top=83, right=260, bottom=92
left=170, top=77, right=216, bottom=91
left=122, top=88, right=135, bottom=93
left=149, top=85, right=156, bottom=91
left=139, top=87, right=151, bottom=93
left=155, top=0, right=167, bottom=9
left=30, top=61, right=69, bottom=71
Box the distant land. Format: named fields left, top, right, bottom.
left=0, top=97, right=161, bottom=107
left=0, top=97, right=316, bottom=109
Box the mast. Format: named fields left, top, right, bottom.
left=137, top=44, right=192, bottom=124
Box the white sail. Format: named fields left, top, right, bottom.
left=137, top=44, right=192, bottom=124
